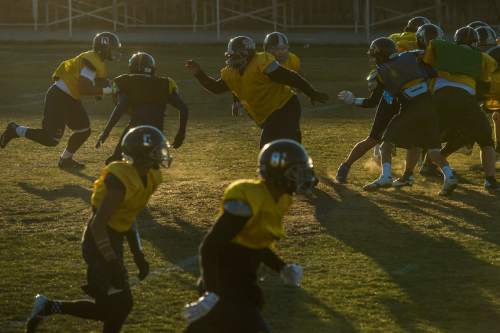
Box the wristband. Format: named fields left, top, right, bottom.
left=353, top=98, right=365, bottom=106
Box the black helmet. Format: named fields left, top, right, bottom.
left=454, top=26, right=479, bottom=48
left=367, top=37, right=397, bottom=64
left=259, top=139, right=316, bottom=194
left=263, top=31, right=289, bottom=52
left=467, top=20, right=490, bottom=29
left=225, top=36, right=256, bottom=70
left=129, top=52, right=156, bottom=75
left=416, top=23, right=444, bottom=49
left=487, top=45, right=500, bottom=63
left=405, top=16, right=431, bottom=33
left=475, top=26, right=498, bottom=51
left=93, top=32, right=121, bottom=61
left=121, top=125, right=172, bottom=169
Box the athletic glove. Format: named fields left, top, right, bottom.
left=183, top=292, right=219, bottom=323
left=338, top=90, right=355, bottom=104
left=95, top=131, right=109, bottom=148
left=309, top=90, right=329, bottom=105
left=133, top=252, right=150, bottom=281
left=172, top=130, right=185, bottom=149
left=280, top=263, right=303, bottom=287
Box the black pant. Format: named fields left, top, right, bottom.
left=43, top=84, right=90, bottom=139
left=185, top=298, right=271, bottom=333
left=382, top=93, right=441, bottom=149
left=369, top=97, right=399, bottom=141
left=260, top=95, right=301, bottom=148
left=433, top=87, right=494, bottom=148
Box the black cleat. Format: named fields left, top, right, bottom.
left=58, top=157, right=85, bottom=170
left=419, top=163, right=441, bottom=178
left=485, top=178, right=500, bottom=193
left=0, top=122, right=19, bottom=148
left=335, top=163, right=350, bottom=184
left=26, top=294, right=48, bottom=333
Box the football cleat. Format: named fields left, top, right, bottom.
left=363, top=176, right=393, bottom=191
left=484, top=178, right=500, bottom=193
left=335, top=163, right=350, bottom=184
left=58, top=157, right=85, bottom=170
left=393, top=173, right=414, bottom=188
left=26, top=294, right=49, bottom=333
left=0, top=122, right=19, bottom=148
left=439, top=176, right=458, bottom=196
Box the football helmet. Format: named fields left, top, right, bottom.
left=467, top=20, right=490, bottom=29
left=367, top=37, right=397, bottom=64
left=129, top=52, right=156, bottom=75
left=454, top=26, right=479, bottom=48
left=93, top=32, right=122, bottom=61
left=404, top=16, right=431, bottom=33
left=259, top=139, right=316, bottom=194
left=121, top=125, right=172, bottom=169
left=416, top=23, right=445, bottom=49
left=486, top=45, right=500, bottom=63
left=263, top=32, right=289, bottom=61
left=225, top=36, right=256, bottom=70
left=475, top=26, right=497, bottom=51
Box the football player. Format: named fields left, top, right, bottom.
left=95, top=52, right=188, bottom=164
left=0, top=32, right=120, bottom=169
left=482, top=46, right=500, bottom=158
left=183, top=139, right=315, bottom=333
left=338, top=37, right=457, bottom=195
left=418, top=23, right=499, bottom=192
left=185, top=36, right=328, bottom=148
left=231, top=31, right=302, bottom=117
left=25, top=126, right=170, bottom=333
left=335, top=16, right=430, bottom=184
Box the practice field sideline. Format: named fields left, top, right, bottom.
left=0, top=43, right=499, bottom=333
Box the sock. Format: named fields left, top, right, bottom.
left=441, top=165, right=454, bottom=179
left=43, top=300, right=62, bottom=316
left=16, top=126, right=28, bottom=137
left=381, top=163, right=392, bottom=179
left=60, top=149, right=74, bottom=160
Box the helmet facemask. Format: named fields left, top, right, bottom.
left=283, top=160, right=316, bottom=194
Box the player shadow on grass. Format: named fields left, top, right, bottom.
left=136, top=207, right=205, bottom=277
left=312, top=176, right=500, bottom=332
left=58, top=167, right=96, bottom=183
left=375, top=187, right=500, bottom=247
left=18, top=181, right=91, bottom=202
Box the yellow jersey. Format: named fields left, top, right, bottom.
left=280, top=52, right=301, bottom=72
left=389, top=32, right=418, bottom=52
left=220, top=52, right=295, bottom=125
left=484, top=71, right=500, bottom=110
left=52, top=50, right=107, bottom=100
left=91, top=161, right=162, bottom=232
left=223, top=179, right=293, bottom=250
left=423, top=42, right=497, bottom=92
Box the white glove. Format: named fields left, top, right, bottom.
left=338, top=90, right=355, bottom=105
left=183, top=292, right=219, bottom=324
left=280, top=264, right=303, bottom=287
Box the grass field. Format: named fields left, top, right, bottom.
left=0, top=42, right=500, bottom=333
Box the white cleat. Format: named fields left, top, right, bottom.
left=363, top=177, right=393, bottom=191
left=26, top=294, right=48, bottom=333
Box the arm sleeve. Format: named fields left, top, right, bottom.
left=200, top=209, right=250, bottom=292
left=101, top=93, right=129, bottom=136
left=360, top=82, right=384, bottom=108
left=266, top=65, right=317, bottom=97
left=194, top=70, right=230, bottom=94
left=260, top=248, right=286, bottom=272
left=167, top=91, right=189, bottom=133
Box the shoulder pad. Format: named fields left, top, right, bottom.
left=224, top=200, right=252, bottom=217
